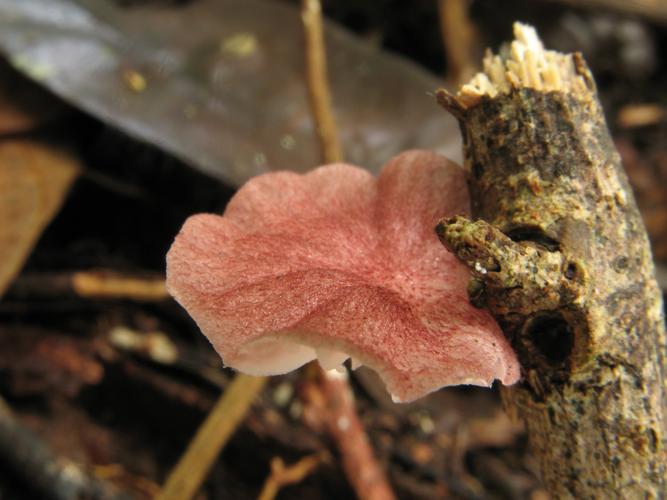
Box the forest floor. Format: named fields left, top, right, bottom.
left=0, top=1, right=665, bottom=499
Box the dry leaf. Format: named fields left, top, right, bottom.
left=0, top=141, right=79, bottom=296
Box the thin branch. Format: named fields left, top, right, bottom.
left=7, top=270, right=169, bottom=301
left=256, top=453, right=325, bottom=500
left=437, top=0, right=478, bottom=85
left=157, top=374, right=267, bottom=500
left=303, top=369, right=396, bottom=500
left=320, top=369, right=395, bottom=500
left=301, top=0, right=343, bottom=164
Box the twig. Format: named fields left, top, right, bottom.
left=72, top=271, right=168, bottom=301
left=0, top=396, right=129, bottom=500
left=320, top=369, right=395, bottom=500
left=302, top=369, right=396, bottom=500
left=256, top=453, right=325, bottom=500
left=157, top=374, right=267, bottom=500
left=7, top=270, right=169, bottom=301
left=616, top=103, right=666, bottom=129
left=437, top=0, right=479, bottom=85
left=301, top=0, right=343, bottom=164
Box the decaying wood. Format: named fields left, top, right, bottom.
left=436, top=23, right=666, bottom=498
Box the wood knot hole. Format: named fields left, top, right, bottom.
left=524, top=312, right=574, bottom=364
left=613, top=255, right=629, bottom=272
left=506, top=225, right=559, bottom=252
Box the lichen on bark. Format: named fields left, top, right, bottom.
left=436, top=23, right=666, bottom=499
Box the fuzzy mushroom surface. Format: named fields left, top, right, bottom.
left=166, top=150, right=519, bottom=402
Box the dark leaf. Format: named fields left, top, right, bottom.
left=0, top=0, right=460, bottom=186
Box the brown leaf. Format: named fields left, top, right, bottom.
left=0, top=141, right=79, bottom=296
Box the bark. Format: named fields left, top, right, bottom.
left=436, top=23, right=666, bottom=498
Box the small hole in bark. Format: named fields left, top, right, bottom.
left=613, top=256, right=629, bottom=272
left=648, top=428, right=658, bottom=452
left=524, top=312, right=574, bottom=363
left=472, top=162, right=484, bottom=179
left=506, top=225, right=559, bottom=251
left=467, top=278, right=485, bottom=308
left=565, top=262, right=578, bottom=280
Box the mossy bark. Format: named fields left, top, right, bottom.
left=437, top=54, right=666, bottom=497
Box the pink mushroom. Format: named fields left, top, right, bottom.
left=166, top=150, right=519, bottom=402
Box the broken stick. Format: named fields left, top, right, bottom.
left=436, top=23, right=666, bottom=498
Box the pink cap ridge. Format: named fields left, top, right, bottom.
left=166, top=150, right=520, bottom=402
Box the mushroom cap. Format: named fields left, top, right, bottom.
left=166, top=150, right=520, bottom=402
